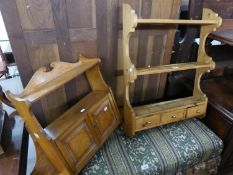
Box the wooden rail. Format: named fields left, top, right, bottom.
left=137, top=19, right=218, bottom=25
left=137, top=62, right=213, bottom=75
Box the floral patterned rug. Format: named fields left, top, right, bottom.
left=81, top=118, right=223, bottom=175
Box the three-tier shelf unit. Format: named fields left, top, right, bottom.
left=122, top=4, right=222, bottom=136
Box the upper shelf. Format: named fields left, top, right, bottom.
left=16, top=55, right=100, bottom=103
left=123, top=4, right=222, bottom=31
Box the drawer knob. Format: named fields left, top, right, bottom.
left=143, top=121, right=151, bottom=127
left=196, top=110, right=201, bottom=114
left=171, top=115, right=176, bottom=118
left=80, top=108, right=86, bottom=113
left=104, top=106, right=108, bottom=112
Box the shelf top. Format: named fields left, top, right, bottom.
left=14, top=56, right=100, bottom=103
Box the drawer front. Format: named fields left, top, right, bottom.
left=161, top=109, right=185, bottom=123
left=186, top=104, right=206, bottom=118
left=89, top=97, right=119, bottom=142
left=56, top=120, right=98, bottom=172
left=136, top=114, right=160, bottom=131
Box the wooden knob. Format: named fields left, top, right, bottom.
left=80, top=108, right=86, bottom=113
left=171, top=115, right=176, bottom=118
left=143, top=121, right=151, bottom=127
left=196, top=110, right=201, bottom=114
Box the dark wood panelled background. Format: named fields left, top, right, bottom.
left=0, top=0, right=181, bottom=125
left=203, top=0, right=233, bottom=19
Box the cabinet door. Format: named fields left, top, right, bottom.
left=55, top=119, right=98, bottom=172
left=89, top=96, right=119, bottom=143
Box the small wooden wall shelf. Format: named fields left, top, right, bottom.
left=122, top=4, right=222, bottom=136
left=3, top=55, right=121, bottom=174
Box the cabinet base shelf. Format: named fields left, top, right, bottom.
left=133, top=96, right=207, bottom=132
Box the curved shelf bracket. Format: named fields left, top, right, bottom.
left=123, top=4, right=138, bottom=84
left=194, top=8, right=222, bottom=98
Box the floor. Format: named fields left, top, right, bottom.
left=0, top=76, right=26, bottom=174
left=0, top=76, right=36, bottom=175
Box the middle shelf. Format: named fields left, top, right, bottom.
left=137, top=62, right=214, bottom=76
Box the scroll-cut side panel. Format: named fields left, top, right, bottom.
left=18, top=57, right=100, bottom=103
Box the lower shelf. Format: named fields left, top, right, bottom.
left=134, top=96, right=207, bottom=131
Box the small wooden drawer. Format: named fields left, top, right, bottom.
left=136, top=114, right=160, bottom=130
left=186, top=104, right=206, bottom=118
left=161, top=109, right=185, bottom=123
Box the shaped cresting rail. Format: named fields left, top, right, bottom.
left=123, top=4, right=222, bottom=136
left=2, top=55, right=107, bottom=175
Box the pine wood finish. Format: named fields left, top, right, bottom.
left=122, top=3, right=222, bottom=136
left=3, top=56, right=121, bottom=174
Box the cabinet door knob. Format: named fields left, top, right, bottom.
left=196, top=110, right=201, bottom=114
left=80, top=108, right=86, bottom=113
left=104, top=106, right=108, bottom=112
left=143, top=121, right=151, bottom=127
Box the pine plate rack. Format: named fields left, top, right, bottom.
left=122, top=4, right=222, bottom=136
left=3, top=55, right=121, bottom=174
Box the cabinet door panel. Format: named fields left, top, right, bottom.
left=56, top=120, right=97, bottom=171
left=89, top=97, right=119, bottom=142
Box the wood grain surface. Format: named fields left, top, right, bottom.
left=1, top=0, right=181, bottom=125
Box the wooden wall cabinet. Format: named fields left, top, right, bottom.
left=2, top=56, right=121, bottom=175
left=45, top=91, right=120, bottom=172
